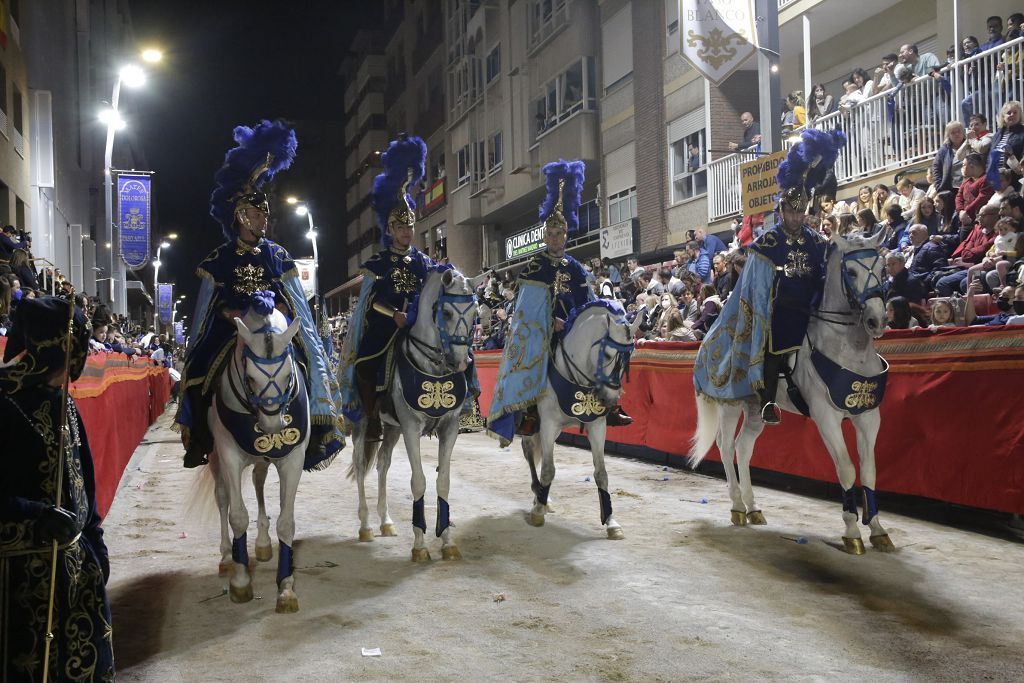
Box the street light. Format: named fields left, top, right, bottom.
left=153, top=240, right=171, bottom=330
left=141, top=48, right=163, bottom=64
left=292, top=200, right=320, bottom=326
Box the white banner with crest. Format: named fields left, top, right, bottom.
left=679, top=0, right=757, bottom=86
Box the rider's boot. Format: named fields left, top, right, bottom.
left=605, top=404, right=634, bottom=427
left=759, top=352, right=784, bottom=426
left=183, top=387, right=213, bottom=468
left=516, top=405, right=540, bottom=436
left=357, top=373, right=383, bottom=443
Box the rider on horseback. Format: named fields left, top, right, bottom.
left=338, top=135, right=436, bottom=442
left=176, top=120, right=344, bottom=468
left=694, top=129, right=844, bottom=424
left=487, top=160, right=632, bottom=445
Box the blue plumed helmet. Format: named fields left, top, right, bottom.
left=539, top=160, right=586, bottom=233
left=209, top=120, right=298, bottom=241
left=776, top=128, right=846, bottom=214
left=372, top=134, right=428, bottom=246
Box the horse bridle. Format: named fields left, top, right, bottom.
left=813, top=247, right=885, bottom=326
left=558, top=313, right=634, bottom=391
left=230, top=325, right=298, bottom=416
left=403, top=290, right=478, bottom=374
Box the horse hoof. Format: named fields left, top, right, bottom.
left=842, top=537, right=866, bottom=555
left=441, top=546, right=462, bottom=561
left=218, top=561, right=232, bottom=577
left=746, top=511, right=767, bottom=525
left=358, top=528, right=375, bottom=542
left=527, top=512, right=546, bottom=527
left=545, top=503, right=555, bottom=513
left=607, top=526, right=625, bottom=540
left=275, top=589, right=299, bottom=614
left=230, top=582, right=253, bottom=603
left=380, top=523, right=398, bottom=537
left=730, top=510, right=747, bottom=526
left=411, top=547, right=431, bottom=562
left=255, top=545, right=273, bottom=562
left=870, top=534, right=897, bottom=552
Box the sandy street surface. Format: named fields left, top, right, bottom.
left=104, top=412, right=1024, bottom=682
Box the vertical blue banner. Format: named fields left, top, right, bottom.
left=174, top=321, right=185, bottom=345
left=158, top=283, right=173, bottom=324
left=117, top=173, right=152, bottom=270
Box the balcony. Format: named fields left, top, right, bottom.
left=384, top=74, right=408, bottom=107
left=356, top=92, right=384, bottom=129
left=357, top=129, right=389, bottom=166
left=532, top=110, right=599, bottom=165
left=357, top=55, right=386, bottom=93
left=527, top=0, right=569, bottom=55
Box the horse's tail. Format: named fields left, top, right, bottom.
left=346, top=436, right=377, bottom=481
left=688, top=393, right=719, bottom=469
left=184, top=451, right=221, bottom=527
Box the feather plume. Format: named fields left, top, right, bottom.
left=776, top=128, right=846, bottom=197
left=372, top=135, right=428, bottom=245
left=538, top=159, right=586, bottom=233
left=209, top=120, right=298, bottom=240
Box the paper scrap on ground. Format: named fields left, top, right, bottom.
left=361, top=647, right=382, bottom=657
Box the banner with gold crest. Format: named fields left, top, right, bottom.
left=679, top=0, right=758, bottom=86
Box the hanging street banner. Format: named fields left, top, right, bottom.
left=294, top=258, right=317, bottom=301
left=174, top=321, right=185, bottom=345
left=739, top=150, right=786, bottom=216
left=117, top=172, right=153, bottom=270
left=679, top=0, right=758, bottom=86
left=157, top=283, right=174, bottom=325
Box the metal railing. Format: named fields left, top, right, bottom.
left=706, top=38, right=1024, bottom=223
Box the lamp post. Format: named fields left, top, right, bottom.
left=152, top=240, right=170, bottom=330
left=290, top=199, right=320, bottom=327
left=102, top=49, right=162, bottom=316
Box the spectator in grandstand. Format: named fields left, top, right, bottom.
left=885, top=296, right=919, bottom=329
left=897, top=177, right=927, bottom=221
left=8, top=249, right=37, bottom=291
left=884, top=252, right=928, bottom=304
left=982, top=16, right=1005, bottom=52
left=682, top=240, right=712, bottom=283
left=693, top=227, right=728, bottom=260
left=625, top=256, right=644, bottom=285
left=89, top=322, right=109, bottom=353
left=850, top=68, right=876, bottom=99
left=932, top=121, right=966, bottom=196
left=687, top=284, right=723, bottom=339
left=874, top=53, right=900, bottom=92
left=819, top=213, right=839, bottom=237
left=596, top=268, right=615, bottom=299
left=857, top=208, right=879, bottom=234
left=852, top=185, right=874, bottom=212
left=932, top=203, right=1000, bottom=295
left=873, top=183, right=897, bottom=220
left=781, top=91, right=806, bottom=135
left=964, top=216, right=1020, bottom=288
left=655, top=308, right=695, bottom=342
left=838, top=79, right=863, bottom=111
left=987, top=100, right=1024, bottom=184
left=882, top=205, right=910, bottom=249
left=899, top=43, right=941, bottom=78
left=959, top=36, right=983, bottom=123
left=999, top=193, right=1024, bottom=222
left=712, top=252, right=734, bottom=299
left=928, top=298, right=958, bottom=330
left=912, top=196, right=943, bottom=235
left=959, top=114, right=994, bottom=160
left=906, top=223, right=948, bottom=278
left=679, top=286, right=700, bottom=323
left=806, top=83, right=834, bottom=120
left=638, top=270, right=661, bottom=297
left=1008, top=13, right=1024, bottom=41
left=966, top=282, right=1020, bottom=325
left=957, top=153, right=996, bottom=228
left=657, top=267, right=686, bottom=298
left=988, top=168, right=1019, bottom=210
left=728, top=111, right=761, bottom=152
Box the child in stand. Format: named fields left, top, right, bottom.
left=927, top=298, right=957, bottom=332
left=964, top=217, right=1020, bottom=289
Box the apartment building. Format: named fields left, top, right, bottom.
left=0, top=0, right=32, bottom=254
left=443, top=0, right=603, bottom=273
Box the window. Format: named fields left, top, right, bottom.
left=486, top=44, right=501, bottom=84
left=602, top=7, right=633, bottom=91
left=456, top=145, right=470, bottom=187
left=665, top=0, right=680, bottom=55
left=528, top=0, right=568, bottom=51
left=668, top=111, right=708, bottom=204
left=487, top=131, right=503, bottom=173
left=532, top=57, right=597, bottom=141
left=473, top=140, right=486, bottom=182
left=608, top=187, right=637, bottom=226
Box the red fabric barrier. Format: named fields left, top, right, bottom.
left=0, top=337, right=171, bottom=518
left=475, top=326, right=1024, bottom=514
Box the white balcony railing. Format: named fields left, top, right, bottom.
left=706, top=38, right=1024, bottom=222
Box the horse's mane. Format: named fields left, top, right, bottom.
left=408, top=265, right=471, bottom=328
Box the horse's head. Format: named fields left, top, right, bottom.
left=415, top=267, right=482, bottom=372
left=563, top=304, right=635, bottom=408
left=234, top=305, right=301, bottom=436
left=829, top=231, right=887, bottom=338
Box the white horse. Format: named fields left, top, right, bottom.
left=689, top=232, right=895, bottom=554
left=207, top=302, right=309, bottom=612
left=348, top=267, right=483, bottom=561
left=523, top=303, right=640, bottom=539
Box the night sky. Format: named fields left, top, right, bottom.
left=128, top=0, right=364, bottom=319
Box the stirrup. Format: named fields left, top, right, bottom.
left=605, top=406, right=634, bottom=427
left=760, top=402, right=781, bottom=425
left=516, top=411, right=539, bottom=436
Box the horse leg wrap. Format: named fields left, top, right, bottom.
left=599, top=488, right=613, bottom=526
left=277, top=542, right=293, bottom=587
left=841, top=488, right=859, bottom=516
left=534, top=483, right=551, bottom=506
left=435, top=497, right=451, bottom=537
left=412, top=497, right=427, bottom=533
left=861, top=487, right=879, bottom=526
left=232, top=533, right=249, bottom=566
